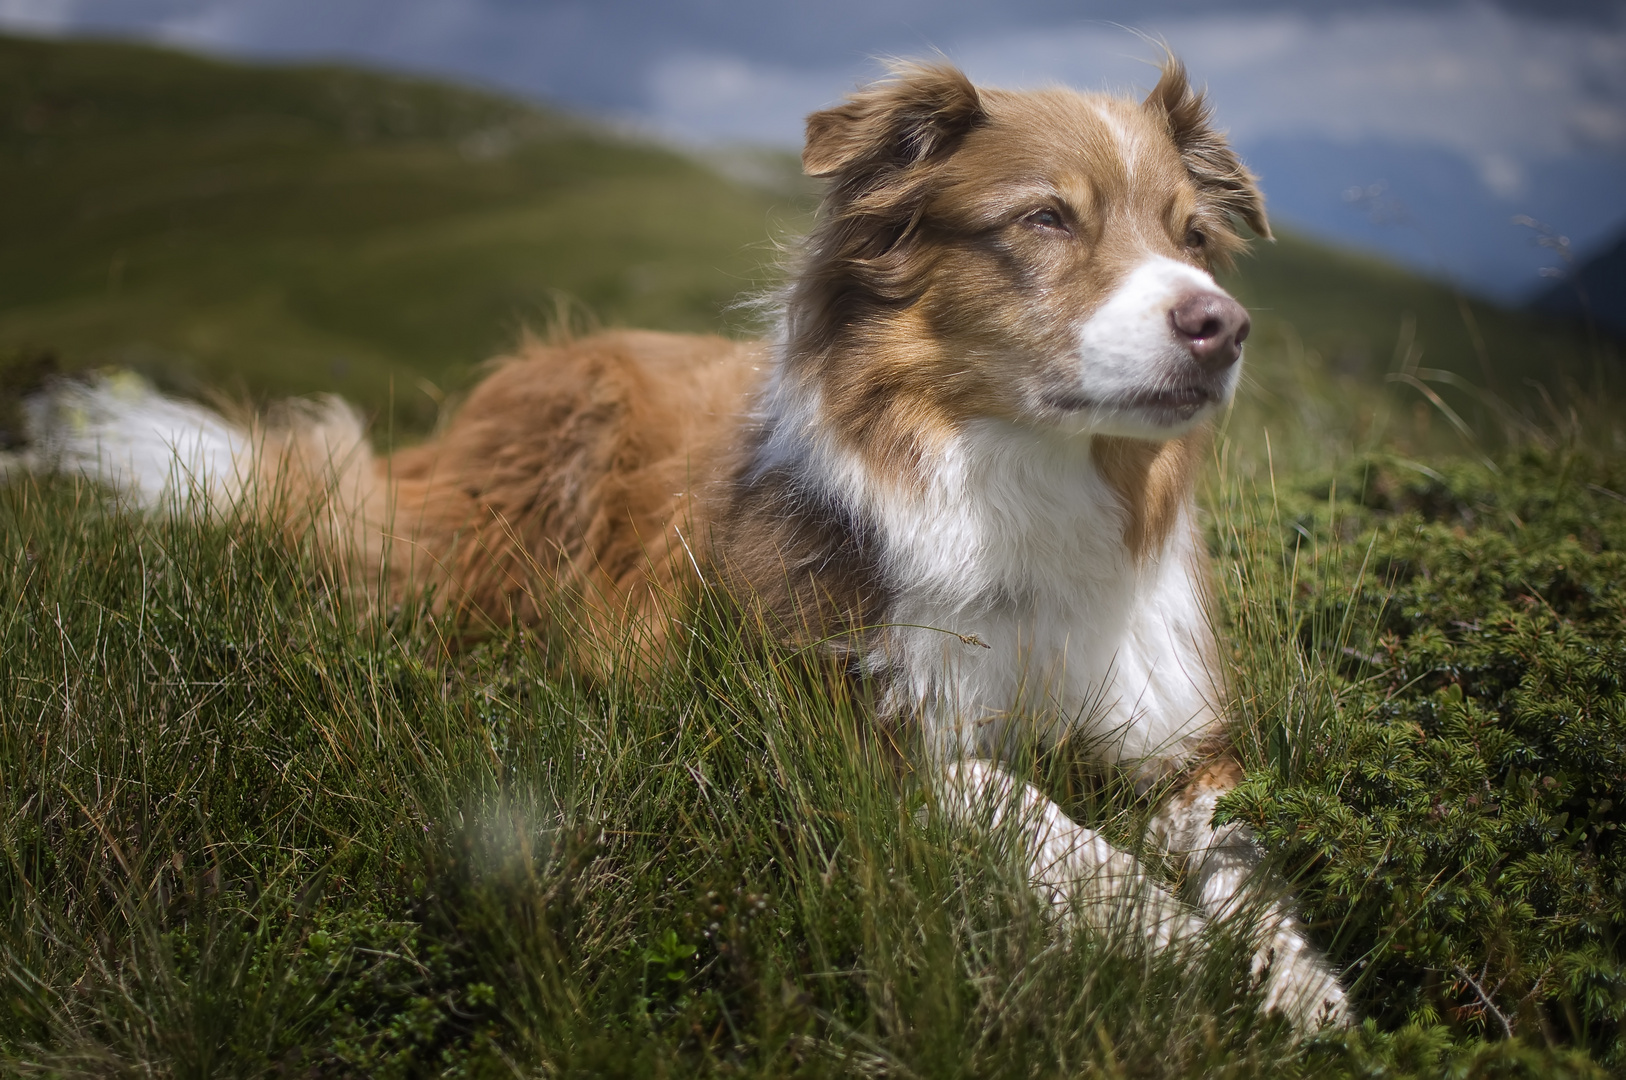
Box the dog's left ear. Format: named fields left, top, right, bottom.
left=1144, top=59, right=1271, bottom=241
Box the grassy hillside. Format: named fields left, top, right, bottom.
left=1228, top=233, right=1604, bottom=394
left=0, top=33, right=801, bottom=432
left=1222, top=236, right=1620, bottom=467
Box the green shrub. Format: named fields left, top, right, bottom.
left=1219, top=450, right=1626, bottom=1062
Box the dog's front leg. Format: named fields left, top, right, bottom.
left=1150, top=755, right=1351, bottom=1027
left=938, top=759, right=1204, bottom=951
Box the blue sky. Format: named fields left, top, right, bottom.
left=3, top=0, right=1622, bottom=302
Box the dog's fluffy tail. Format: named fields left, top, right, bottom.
left=21, top=372, right=252, bottom=509
left=18, top=373, right=384, bottom=551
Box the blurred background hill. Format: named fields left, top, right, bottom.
left=0, top=32, right=1617, bottom=454
left=0, top=33, right=796, bottom=434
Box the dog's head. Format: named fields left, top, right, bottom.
left=790, top=58, right=1267, bottom=447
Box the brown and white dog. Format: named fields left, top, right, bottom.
left=26, top=59, right=1348, bottom=1026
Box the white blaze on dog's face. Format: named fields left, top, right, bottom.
left=795, top=62, right=1269, bottom=462
left=918, top=83, right=1263, bottom=441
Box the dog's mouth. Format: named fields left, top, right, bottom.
left=1041, top=385, right=1217, bottom=418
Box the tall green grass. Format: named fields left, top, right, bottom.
left=0, top=477, right=1290, bottom=1076
left=4, top=436, right=1622, bottom=1076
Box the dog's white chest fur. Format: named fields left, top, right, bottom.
left=819, top=416, right=1218, bottom=769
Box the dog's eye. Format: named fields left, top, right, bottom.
left=1025, top=207, right=1068, bottom=232
left=1184, top=227, right=1206, bottom=249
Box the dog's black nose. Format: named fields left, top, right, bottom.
left=1169, top=291, right=1250, bottom=369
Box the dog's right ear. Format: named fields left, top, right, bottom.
left=803, top=63, right=985, bottom=181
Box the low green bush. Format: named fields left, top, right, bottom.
left=1220, top=451, right=1626, bottom=1063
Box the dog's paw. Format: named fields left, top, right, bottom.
left=1254, top=922, right=1352, bottom=1030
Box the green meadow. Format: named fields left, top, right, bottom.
left=4, top=32, right=1625, bottom=1077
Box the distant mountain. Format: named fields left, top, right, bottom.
left=1240, top=136, right=1626, bottom=307
left=1531, top=230, right=1626, bottom=340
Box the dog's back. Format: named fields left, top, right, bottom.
left=368, top=330, right=761, bottom=637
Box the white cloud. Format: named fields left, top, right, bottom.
left=150, top=0, right=476, bottom=57
left=1474, top=152, right=1527, bottom=200
left=641, top=6, right=1626, bottom=202
left=1136, top=7, right=1625, bottom=161
left=645, top=53, right=849, bottom=146
left=0, top=0, right=78, bottom=32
